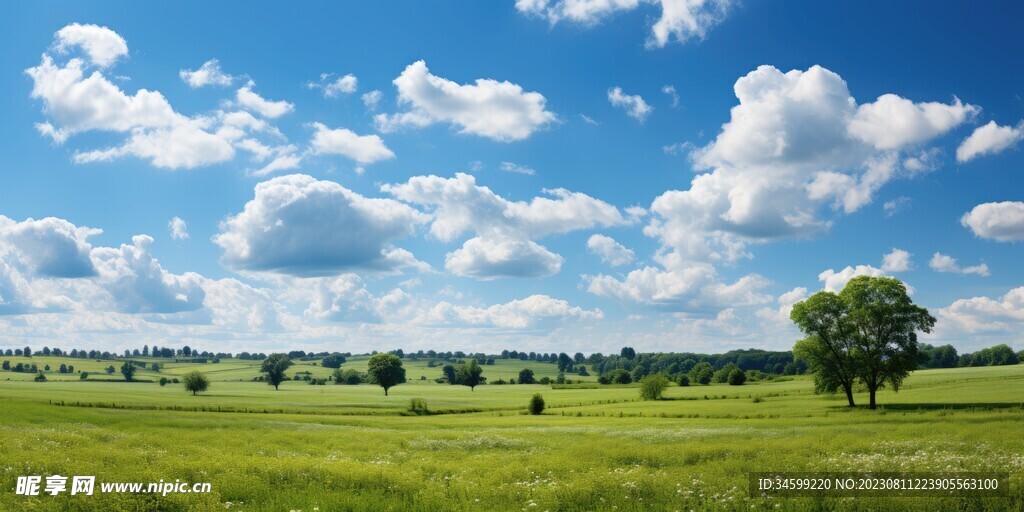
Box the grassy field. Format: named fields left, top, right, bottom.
left=0, top=356, right=1021, bottom=511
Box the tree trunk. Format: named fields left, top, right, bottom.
left=384, top=387, right=389, bottom=396
left=843, top=384, right=856, bottom=407
left=869, top=389, right=877, bottom=410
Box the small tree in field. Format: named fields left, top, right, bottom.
left=639, top=374, right=669, bottom=400
left=367, top=353, right=406, bottom=396
left=120, top=361, right=136, bottom=382
left=677, top=374, right=690, bottom=386
left=518, top=368, right=536, bottom=384
left=261, top=353, right=293, bottom=390
left=728, top=369, right=747, bottom=385
left=529, top=393, right=545, bottom=415
left=80, top=372, right=89, bottom=380
left=183, top=371, right=210, bottom=395
left=457, top=360, right=484, bottom=391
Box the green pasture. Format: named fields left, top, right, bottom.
left=0, top=360, right=1020, bottom=511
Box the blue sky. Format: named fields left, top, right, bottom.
left=1, top=0, right=1023, bottom=355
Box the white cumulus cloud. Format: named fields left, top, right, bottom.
left=445, top=236, right=563, bottom=278
left=608, top=86, right=653, bottom=122
left=179, top=59, right=234, bottom=88
left=516, top=0, right=734, bottom=48
left=956, top=120, right=1024, bottom=162
left=374, top=60, right=556, bottom=142
left=383, top=172, right=624, bottom=279
left=90, top=235, right=206, bottom=314
left=236, top=84, right=294, bottom=119
left=26, top=26, right=289, bottom=171
left=168, top=217, right=189, bottom=240
left=881, top=248, right=913, bottom=272
left=307, top=73, right=358, bottom=98
left=929, top=252, right=989, bottom=276
left=0, top=215, right=100, bottom=278
left=960, top=201, right=1024, bottom=242
left=309, top=122, right=395, bottom=164
left=54, top=23, right=128, bottom=68
left=586, top=234, right=635, bottom=266
left=645, top=65, right=977, bottom=264
left=214, top=174, right=428, bottom=276
left=361, top=90, right=382, bottom=110
left=818, top=265, right=887, bottom=292
left=416, top=294, right=602, bottom=329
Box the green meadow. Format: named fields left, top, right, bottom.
left=0, top=356, right=1021, bottom=511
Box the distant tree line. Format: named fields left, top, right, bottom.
left=917, top=343, right=1020, bottom=368
left=589, top=348, right=800, bottom=383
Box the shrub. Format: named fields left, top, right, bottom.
left=528, top=393, right=545, bottom=415
left=34, top=372, right=47, bottom=382
left=728, top=369, right=747, bottom=386
left=538, top=376, right=552, bottom=385
left=321, top=354, right=346, bottom=369
left=713, top=363, right=740, bottom=383
left=80, top=372, right=89, bottom=380
left=677, top=374, right=690, bottom=386
left=688, top=362, right=714, bottom=385
left=609, top=369, right=632, bottom=384
left=639, top=374, right=669, bottom=400
left=335, top=369, right=364, bottom=385
left=159, top=377, right=169, bottom=386
left=409, top=398, right=429, bottom=415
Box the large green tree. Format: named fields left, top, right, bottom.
left=367, top=353, right=406, bottom=396
left=261, top=353, right=293, bottom=390
left=843, top=276, right=935, bottom=409
left=791, top=276, right=935, bottom=409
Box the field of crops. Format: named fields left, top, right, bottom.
left=0, top=356, right=1021, bottom=511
